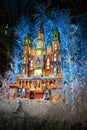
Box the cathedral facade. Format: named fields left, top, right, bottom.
left=21, top=24, right=62, bottom=79
left=10, top=24, right=62, bottom=100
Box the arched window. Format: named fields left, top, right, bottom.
left=54, top=67, right=57, bottom=76
left=54, top=43, right=58, bottom=50
left=54, top=53, right=57, bottom=61
left=47, top=58, right=50, bottom=65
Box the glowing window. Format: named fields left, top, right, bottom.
left=47, top=58, right=50, bottom=66
left=54, top=67, right=57, bottom=75
left=36, top=50, right=41, bottom=55
left=35, top=69, right=42, bottom=77
left=54, top=43, right=57, bottom=50
left=30, top=60, right=33, bottom=66
left=54, top=54, right=57, bottom=61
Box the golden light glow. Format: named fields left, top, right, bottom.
left=35, top=69, right=42, bottom=77
left=38, top=33, right=44, bottom=39
left=36, top=50, right=41, bottom=55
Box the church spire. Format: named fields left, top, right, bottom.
left=37, top=20, right=44, bottom=41
left=39, top=20, right=44, bottom=33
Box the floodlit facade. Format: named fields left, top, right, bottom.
left=10, top=24, right=62, bottom=100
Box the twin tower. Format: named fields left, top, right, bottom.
left=21, top=24, right=62, bottom=82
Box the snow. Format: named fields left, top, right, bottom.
left=0, top=99, right=87, bottom=123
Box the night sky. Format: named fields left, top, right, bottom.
left=0, top=0, right=87, bottom=24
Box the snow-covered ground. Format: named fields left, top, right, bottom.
left=0, top=98, right=87, bottom=130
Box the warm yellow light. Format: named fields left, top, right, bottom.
left=35, top=69, right=42, bottom=76
left=38, top=33, right=44, bottom=39
left=30, top=67, right=33, bottom=70
left=47, top=66, right=50, bottom=69
left=36, top=50, right=41, bottom=55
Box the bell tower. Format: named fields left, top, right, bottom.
left=21, top=35, right=31, bottom=77
left=52, top=27, right=62, bottom=80
left=36, top=22, right=45, bottom=49
left=34, top=22, right=45, bottom=77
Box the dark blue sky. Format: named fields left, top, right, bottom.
left=0, top=0, right=87, bottom=24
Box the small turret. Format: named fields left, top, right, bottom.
left=47, top=43, right=52, bottom=55
left=24, top=34, right=31, bottom=46
left=52, top=27, right=60, bottom=41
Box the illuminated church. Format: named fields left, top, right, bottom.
left=10, top=24, right=62, bottom=100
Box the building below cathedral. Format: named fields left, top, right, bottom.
left=9, top=24, right=62, bottom=101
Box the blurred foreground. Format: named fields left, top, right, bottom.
left=0, top=99, right=87, bottom=130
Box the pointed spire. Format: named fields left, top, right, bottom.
left=39, top=20, right=44, bottom=33
left=55, top=26, right=58, bottom=33
left=37, top=19, right=44, bottom=40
